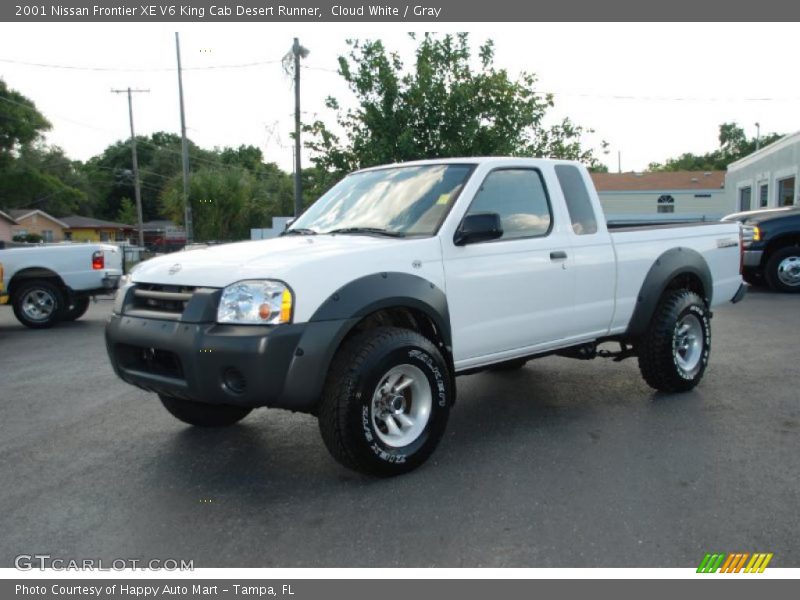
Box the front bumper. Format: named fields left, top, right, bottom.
left=105, top=310, right=356, bottom=413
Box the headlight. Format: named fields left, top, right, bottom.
left=217, top=280, right=293, bottom=325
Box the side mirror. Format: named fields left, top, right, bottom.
left=454, top=212, right=503, bottom=246
left=283, top=218, right=296, bottom=231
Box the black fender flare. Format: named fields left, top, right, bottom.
left=279, top=272, right=452, bottom=412
left=310, top=272, right=451, bottom=350
left=625, top=247, right=712, bottom=338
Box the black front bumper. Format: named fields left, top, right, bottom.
left=106, top=311, right=356, bottom=413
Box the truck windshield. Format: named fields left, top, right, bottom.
left=287, top=164, right=473, bottom=237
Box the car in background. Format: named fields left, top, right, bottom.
left=0, top=243, right=123, bottom=328
left=722, top=206, right=800, bottom=292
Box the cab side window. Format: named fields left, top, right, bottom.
left=465, top=169, right=552, bottom=240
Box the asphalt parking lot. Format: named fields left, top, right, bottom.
left=1, top=288, right=798, bottom=568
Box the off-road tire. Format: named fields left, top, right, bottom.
left=765, top=246, right=800, bottom=293
left=638, top=290, right=711, bottom=393
left=159, top=394, right=252, bottom=427
left=61, top=297, right=91, bottom=322
left=318, top=326, right=452, bottom=477
left=11, top=279, right=65, bottom=329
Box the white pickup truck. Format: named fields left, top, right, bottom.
left=106, top=158, right=745, bottom=476
left=0, top=243, right=123, bottom=328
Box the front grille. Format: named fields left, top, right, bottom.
left=130, top=283, right=196, bottom=319
left=115, top=343, right=185, bottom=380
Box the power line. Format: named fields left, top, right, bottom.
left=0, top=57, right=282, bottom=72
left=5, top=55, right=800, bottom=102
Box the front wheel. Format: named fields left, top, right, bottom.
left=765, top=246, right=800, bottom=293
left=637, top=290, right=710, bottom=393
left=318, top=327, right=452, bottom=477
left=159, top=395, right=252, bottom=427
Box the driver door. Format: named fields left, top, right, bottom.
left=442, top=167, right=575, bottom=367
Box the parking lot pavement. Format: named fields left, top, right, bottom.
left=0, top=289, right=798, bottom=568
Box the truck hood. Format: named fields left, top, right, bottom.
left=722, top=206, right=800, bottom=224
left=131, top=235, right=423, bottom=288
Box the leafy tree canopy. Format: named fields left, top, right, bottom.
left=0, top=78, right=51, bottom=166
left=304, top=33, right=607, bottom=179
left=648, top=122, right=784, bottom=171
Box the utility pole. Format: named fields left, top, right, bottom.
left=755, top=122, right=761, bottom=152
left=175, top=32, right=193, bottom=243
left=289, top=38, right=309, bottom=217
left=111, top=87, right=149, bottom=248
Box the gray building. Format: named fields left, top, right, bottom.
left=726, top=130, right=799, bottom=213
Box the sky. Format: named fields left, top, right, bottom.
left=1, top=22, right=799, bottom=173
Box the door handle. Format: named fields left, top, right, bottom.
left=550, top=250, right=568, bottom=260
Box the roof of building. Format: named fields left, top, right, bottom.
left=62, top=215, right=135, bottom=229
left=590, top=171, right=725, bottom=192
left=0, top=209, right=18, bottom=224
left=727, top=130, right=800, bottom=171
left=6, top=208, right=70, bottom=228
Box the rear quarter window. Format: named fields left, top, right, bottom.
left=555, top=164, right=598, bottom=235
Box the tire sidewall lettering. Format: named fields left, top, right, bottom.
left=672, top=303, right=710, bottom=381
left=358, top=345, right=448, bottom=464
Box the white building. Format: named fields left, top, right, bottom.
left=590, top=171, right=727, bottom=223
left=726, top=130, right=799, bottom=212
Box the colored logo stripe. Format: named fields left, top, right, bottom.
left=697, top=553, right=773, bottom=573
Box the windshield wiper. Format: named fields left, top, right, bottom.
left=281, top=228, right=318, bottom=236
left=325, top=227, right=406, bottom=238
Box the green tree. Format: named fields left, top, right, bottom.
left=117, top=197, right=136, bottom=224
left=161, top=166, right=278, bottom=241
left=305, top=33, right=606, bottom=180
left=0, top=78, right=51, bottom=167
left=649, top=122, right=784, bottom=171
left=0, top=80, right=88, bottom=215
left=82, top=132, right=216, bottom=222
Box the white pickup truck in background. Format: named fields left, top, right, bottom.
left=0, top=243, right=123, bottom=328
left=106, top=158, right=745, bottom=476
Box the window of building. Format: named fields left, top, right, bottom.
left=41, top=230, right=54, bottom=242
left=465, top=168, right=552, bottom=241
left=64, top=231, right=72, bottom=241
left=657, top=194, right=675, bottom=214
left=100, top=231, right=110, bottom=242
left=778, top=177, right=796, bottom=206
left=554, top=164, right=598, bottom=235
left=759, top=184, right=769, bottom=208
left=739, top=187, right=752, bottom=211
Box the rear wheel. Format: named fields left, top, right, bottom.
left=318, top=327, right=452, bottom=477
left=637, top=290, right=710, bottom=393
left=765, top=246, right=800, bottom=293
left=159, top=394, right=252, bottom=427
left=11, top=280, right=64, bottom=329
left=61, top=297, right=91, bottom=322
